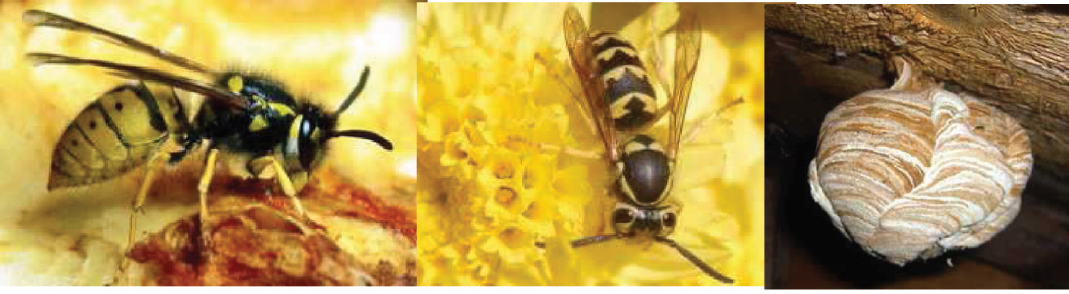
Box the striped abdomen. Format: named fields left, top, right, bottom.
left=49, top=82, right=187, bottom=190
left=590, top=31, right=657, bottom=132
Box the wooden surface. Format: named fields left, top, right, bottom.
left=767, top=4, right=1069, bottom=184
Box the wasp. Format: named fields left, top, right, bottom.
left=25, top=10, right=393, bottom=264
left=535, top=6, right=734, bottom=283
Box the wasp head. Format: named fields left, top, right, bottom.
left=611, top=202, right=679, bottom=238
left=282, top=66, right=393, bottom=172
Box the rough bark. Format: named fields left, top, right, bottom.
left=767, top=4, right=1069, bottom=180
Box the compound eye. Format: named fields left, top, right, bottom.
left=659, top=212, right=677, bottom=236
left=612, top=206, right=637, bottom=234
left=662, top=212, right=677, bottom=228
left=613, top=208, right=635, bottom=225
left=298, top=118, right=318, bottom=169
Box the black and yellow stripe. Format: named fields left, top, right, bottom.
left=590, top=31, right=657, bottom=132
left=49, top=83, right=184, bottom=189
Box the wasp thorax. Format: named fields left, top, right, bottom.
left=616, top=134, right=672, bottom=206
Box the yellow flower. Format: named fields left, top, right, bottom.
left=418, top=2, right=764, bottom=286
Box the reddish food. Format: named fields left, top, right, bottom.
left=128, top=198, right=375, bottom=286
left=125, top=168, right=415, bottom=286
left=303, top=171, right=417, bottom=243
left=212, top=170, right=415, bottom=243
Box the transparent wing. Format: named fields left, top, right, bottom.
left=23, top=10, right=215, bottom=75
left=666, top=13, right=701, bottom=163
left=28, top=53, right=247, bottom=109
left=563, top=5, right=619, bottom=162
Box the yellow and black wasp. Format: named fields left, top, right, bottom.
left=25, top=10, right=393, bottom=261
left=536, top=6, right=734, bottom=283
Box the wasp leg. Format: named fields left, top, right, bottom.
left=197, top=148, right=219, bottom=250
left=266, top=157, right=306, bottom=218
left=245, top=155, right=306, bottom=218
left=119, top=151, right=169, bottom=273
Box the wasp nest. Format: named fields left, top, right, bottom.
left=808, top=58, right=1033, bottom=265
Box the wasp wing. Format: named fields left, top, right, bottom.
left=24, top=10, right=215, bottom=75
left=666, top=13, right=701, bottom=163
left=563, top=5, right=619, bottom=163
left=28, top=53, right=247, bottom=109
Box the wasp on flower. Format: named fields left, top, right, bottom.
left=417, top=2, right=763, bottom=285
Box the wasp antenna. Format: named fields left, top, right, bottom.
left=331, top=129, right=392, bottom=151
left=535, top=234, right=622, bottom=249
left=336, top=66, right=371, bottom=115
left=654, top=236, right=734, bottom=284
